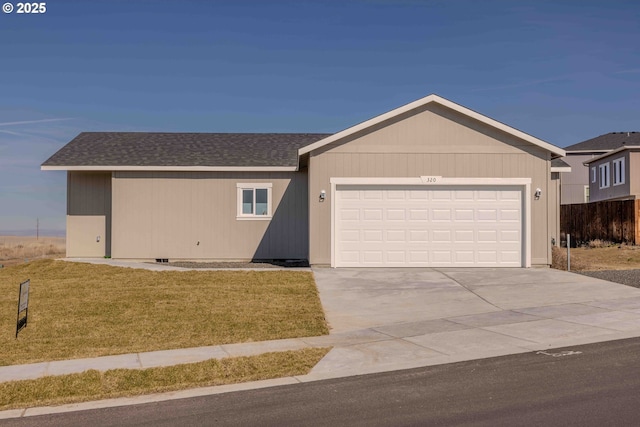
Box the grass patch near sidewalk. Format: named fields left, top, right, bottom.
left=0, top=259, right=328, bottom=366
left=0, top=347, right=330, bottom=411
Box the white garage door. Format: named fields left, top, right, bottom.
left=334, top=185, right=523, bottom=267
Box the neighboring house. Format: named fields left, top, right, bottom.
left=42, top=94, right=566, bottom=268
left=583, top=145, right=640, bottom=203
left=560, top=132, right=640, bottom=204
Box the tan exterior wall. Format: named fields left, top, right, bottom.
left=67, top=172, right=112, bottom=257
left=66, top=215, right=106, bottom=257
left=110, top=171, right=308, bottom=260
left=561, top=154, right=597, bottom=204
left=629, top=152, right=640, bottom=198
left=308, top=103, right=554, bottom=266
left=550, top=172, right=561, bottom=252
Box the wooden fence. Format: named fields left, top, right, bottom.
left=560, top=199, right=640, bottom=245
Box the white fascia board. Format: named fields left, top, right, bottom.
left=551, top=167, right=572, bottom=173
left=41, top=165, right=297, bottom=172
left=582, top=145, right=640, bottom=165
left=300, top=94, right=565, bottom=158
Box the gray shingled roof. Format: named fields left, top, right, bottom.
left=551, top=158, right=570, bottom=168
left=564, top=132, right=640, bottom=152
left=42, top=132, right=331, bottom=168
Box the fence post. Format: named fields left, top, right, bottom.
left=567, top=234, right=570, bottom=272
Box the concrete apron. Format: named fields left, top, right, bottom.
left=307, top=267, right=640, bottom=380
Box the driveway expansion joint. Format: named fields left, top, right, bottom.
left=433, top=268, right=506, bottom=311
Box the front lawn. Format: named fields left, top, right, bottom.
left=0, top=260, right=328, bottom=366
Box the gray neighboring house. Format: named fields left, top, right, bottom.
left=583, top=144, right=640, bottom=203
left=560, top=132, right=640, bottom=204
left=42, top=94, right=566, bottom=267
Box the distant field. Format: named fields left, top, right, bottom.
left=0, top=236, right=65, bottom=267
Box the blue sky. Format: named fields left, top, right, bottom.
left=1, top=0, right=639, bottom=234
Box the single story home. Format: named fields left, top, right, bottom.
left=42, top=94, right=566, bottom=267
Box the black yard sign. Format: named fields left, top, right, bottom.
left=16, top=279, right=30, bottom=338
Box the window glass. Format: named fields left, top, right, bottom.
left=242, top=189, right=253, bottom=214
left=613, top=158, right=625, bottom=185
left=255, top=188, right=268, bottom=215
left=599, top=163, right=610, bottom=188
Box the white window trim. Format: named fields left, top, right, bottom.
left=236, top=183, right=273, bottom=220
left=591, top=167, right=596, bottom=184
left=599, top=163, right=610, bottom=189
left=613, top=157, right=625, bottom=186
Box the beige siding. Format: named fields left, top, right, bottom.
left=111, top=171, right=308, bottom=260
left=309, top=103, right=554, bottom=266
left=550, top=171, right=561, bottom=253
left=66, top=216, right=106, bottom=257
left=67, top=172, right=112, bottom=257
left=561, top=154, right=595, bottom=204
left=629, top=152, right=640, bottom=198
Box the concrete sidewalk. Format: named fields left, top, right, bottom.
left=4, top=263, right=640, bottom=419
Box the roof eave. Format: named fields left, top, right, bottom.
left=40, top=165, right=298, bottom=172
left=582, top=145, right=640, bottom=165
left=298, top=94, right=565, bottom=158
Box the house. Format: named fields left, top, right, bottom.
left=560, top=132, right=640, bottom=204
left=42, top=94, right=566, bottom=267
left=583, top=144, right=640, bottom=203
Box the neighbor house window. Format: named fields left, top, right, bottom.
left=591, top=167, right=596, bottom=183
left=613, top=157, right=625, bottom=186
left=599, top=162, right=610, bottom=189
left=237, top=183, right=272, bottom=219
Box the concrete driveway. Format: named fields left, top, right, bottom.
left=307, top=267, right=640, bottom=378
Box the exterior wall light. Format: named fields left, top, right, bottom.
left=534, top=188, right=542, bottom=200
left=319, top=190, right=326, bottom=202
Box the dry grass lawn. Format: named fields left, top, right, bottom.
left=0, top=236, right=65, bottom=267
left=0, top=348, right=329, bottom=411
left=0, top=259, right=328, bottom=366
left=552, top=244, right=640, bottom=271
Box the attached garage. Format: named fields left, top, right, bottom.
left=303, top=95, right=566, bottom=268
left=331, top=178, right=531, bottom=267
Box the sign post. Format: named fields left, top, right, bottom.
left=16, top=279, right=30, bottom=338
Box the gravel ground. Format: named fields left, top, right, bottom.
left=576, top=270, right=640, bottom=288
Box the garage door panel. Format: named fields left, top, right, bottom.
left=387, top=209, right=406, bottom=220
left=335, top=185, right=523, bottom=267
left=340, top=209, right=360, bottom=220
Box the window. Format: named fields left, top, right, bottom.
left=613, top=157, right=625, bottom=186
left=591, top=167, right=596, bottom=184
left=237, top=183, right=272, bottom=219
left=599, top=162, right=610, bottom=189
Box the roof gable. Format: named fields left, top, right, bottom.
left=299, top=94, right=565, bottom=158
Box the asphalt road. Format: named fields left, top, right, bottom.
left=5, top=337, right=640, bottom=427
